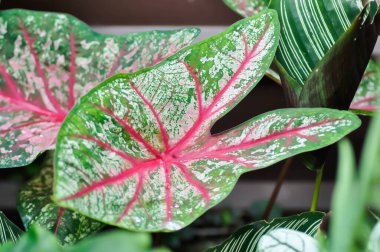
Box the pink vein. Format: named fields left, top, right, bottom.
left=108, top=42, right=126, bottom=77
left=69, top=134, right=139, bottom=165
left=67, top=31, right=77, bottom=110
left=350, top=95, right=379, bottom=108
left=54, top=207, right=65, bottom=236
left=129, top=82, right=169, bottom=151
left=181, top=61, right=203, bottom=116
left=0, top=119, right=52, bottom=135
left=62, top=159, right=159, bottom=201
left=116, top=174, right=144, bottom=223
left=186, top=119, right=336, bottom=159
left=96, top=105, right=162, bottom=157
left=169, top=20, right=271, bottom=155
left=19, top=18, right=65, bottom=115
left=174, top=162, right=210, bottom=203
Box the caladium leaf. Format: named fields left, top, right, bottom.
left=223, top=0, right=270, bottom=18
left=207, top=212, right=324, bottom=252
left=17, top=152, right=104, bottom=245
left=0, top=211, right=23, bottom=245
left=257, top=228, right=319, bottom=252
left=53, top=10, right=361, bottom=232
left=350, top=60, right=380, bottom=115
left=0, top=9, right=199, bottom=168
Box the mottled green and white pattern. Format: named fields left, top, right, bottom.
left=269, top=0, right=363, bottom=85
left=351, top=60, right=380, bottom=115
left=0, top=9, right=199, bottom=168
left=0, top=212, right=23, bottom=245
left=54, top=10, right=360, bottom=232
left=17, top=152, right=103, bottom=245
left=258, top=229, right=319, bottom=252
left=368, top=222, right=380, bottom=252
left=223, top=0, right=270, bottom=17
left=207, top=212, right=324, bottom=252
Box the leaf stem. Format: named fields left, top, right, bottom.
left=262, top=157, right=293, bottom=220
left=310, top=164, right=325, bottom=211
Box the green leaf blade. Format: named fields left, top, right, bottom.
left=0, top=212, right=23, bottom=246
left=223, top=0, right=270, bottom=17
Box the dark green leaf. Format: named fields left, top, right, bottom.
left=0, top=212, right=23, bottom=246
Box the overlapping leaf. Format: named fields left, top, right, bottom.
left=17, top=152, right=103, bottom=245
left=368, top=222, right=380, bottom=252
left=258, top=228, right=320, bottom=252
left=0, top=225, right=166, bottom=252
left=350, top=60, right=380, bottom=115
left=223, top=0, right=270, bottom=17
left=53, top=10, right=361, bottom=232
left=208, top=212, right=324, bottom=252
left=0, top=9, right=199, bottom=168
left=0, top=212, right=23, bottom=246
left=270, top=0, right=378, bottom=109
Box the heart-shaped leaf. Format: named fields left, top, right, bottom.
left=257, top=228, right=320, bottom=252
left=0, top=211, right=23, bottom=245
left=350, top=60, right=380, bottom=115
left=0, top=9, right=199, bottom=168
left=223, top=0, right=270, bottom=17
left=53, top=10, right=361, bottom=232
left=207, top=212, right=324, bottom=252
left=17, top=152, right=104, bottom=246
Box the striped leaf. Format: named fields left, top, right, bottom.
left=223, top=0, right=270, bottom=17
left=0, top=9, right=199, bottom=169
left=207, top=212, right=324, bottom=252
left=53, top=10, right=361, bottom=232
left=17, top=152, right=104, bottom=246
left=368, top=222, right=380, bottom=252
left=0, top=212, right=23, bottom=246
left=350, top=60, right=380, bottom=115
left=270, top=0, right=378, bottom=110
left=258, top=229, right=319, bottom=252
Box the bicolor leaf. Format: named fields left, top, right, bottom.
left=257, top=228, right=319, bottom=252
left=270, top=0, right=378, bottom=109
left=0, top=211, right=23, bottom=245
left=53, top=10, right=361, bottom=232
left=0, top=9, right=199, bottom=168
left=17, top=152, right=104, bottom=245
left=368, top=222, right=380, bottom=252
left=350, top=60, right=380, bottom=115
left=207, top=212, right=324, bottom=252
left=223, top=0, right=270, bottom=17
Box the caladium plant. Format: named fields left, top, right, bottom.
left=52, top=10, right=361, bottom=232
left=17, top=152, right=104, bottom=245
left=223, top=0, right=270, bottom=18
left=0, top=9, right=200, bottom=168
left=351, top=60, right=380, bottom=115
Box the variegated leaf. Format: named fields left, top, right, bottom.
left=257, top=228, right=319, bottom=252
left=0, top=9, right=199, bottom=168
left=53, top=10, right=360, bottom=232
left=0, top=211, right=23, bottom=245
left=17, top=152, right=104, bottom=246
left=350, top=60, right=380, bottom=115
left=208, top=212, right=324, bottom=252
left=368, top=222, right=380, bottom=252
left=223, top=0, right=270, bottom=17
left=270, top=0, right=363, bottom=86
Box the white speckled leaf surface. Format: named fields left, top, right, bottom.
left=0, top=9, right=199, bottom=168
left=53, top=10, right=360, bottom=232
